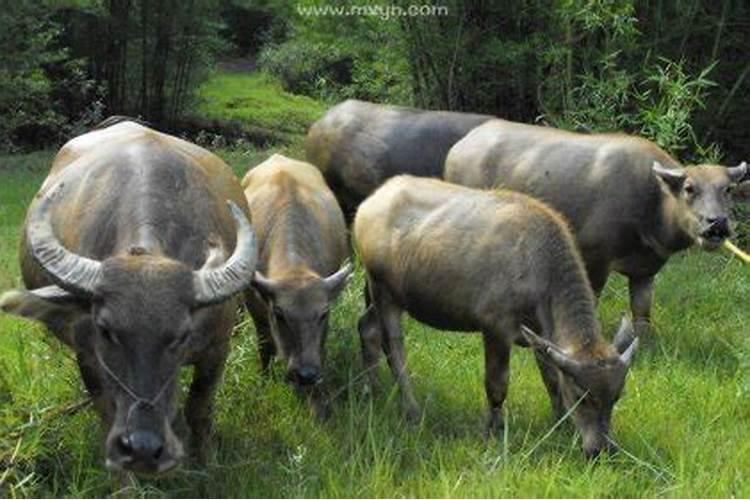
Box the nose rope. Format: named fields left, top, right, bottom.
left=94, top=349, right=178, bottom=438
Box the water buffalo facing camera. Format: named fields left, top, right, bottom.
left=354, top=176, right=638, bottom=458
left=0, top=120, right=257, bottom=475
left=445, top=119, right=747, bottom=333
left=242, top=154, right=352, bottom=419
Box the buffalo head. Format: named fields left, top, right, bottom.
left=653, top=161, right=747, bottom=250
left=252, top=264, right=352, bottom=388
left=1, top=182, right=257, bottom=474
left=522, top=317, right=638, bottom=458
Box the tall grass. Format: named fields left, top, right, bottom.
left=0, top=150, right=748, bottom=497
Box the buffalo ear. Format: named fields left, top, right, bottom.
left=521, top=325, right=584, bottom=378
left=652, top=161, right=687, bottom=192
left=0, top=286, right=88, bottom=347
left=251, top=271, right=278, bottom=300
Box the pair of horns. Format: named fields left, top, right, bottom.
left=27, top=182, right=257, bottom=306
left=521, top=317, right=639, bottom=376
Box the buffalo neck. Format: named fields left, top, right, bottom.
left=261, top=200, right=328, bottom=278
left=546, top=247, right=603, bottom=354
left=647, top=191, right=695, bottom=258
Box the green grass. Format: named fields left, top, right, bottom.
left=1, top=149, right=749, bottom=497
left=194, top=72, right=326, bottom=144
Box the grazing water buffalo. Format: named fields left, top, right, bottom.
left=0, top=120, right=257, bottom=474
left=305, top=99, right=494, bottom=217
left=242, top=154, right=352, bottom=419
left=445, top=120, right=748, bottom=332
left=354, top=176, right=638, bottom=458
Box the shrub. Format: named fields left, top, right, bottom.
left=259, top=40, right=353, bottom=99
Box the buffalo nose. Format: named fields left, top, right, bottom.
left=118, top=430, right=164, bottom=462
left=294, top=365, right=321, bottom=386
left=708, top=216, right=729, bottom=229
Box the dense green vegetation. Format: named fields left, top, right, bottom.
left=194, top=72, right=325, bottom=144
left=0, top=149, right=748, bottom=497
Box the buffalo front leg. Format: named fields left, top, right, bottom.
left=245, top=292, right=276, bottom=375
left=533, top=350, right=564, bottom=419
left=357, top=303, right=383, bottom=395
left=628, top=275, right=655, bottom=336
left=372, top=286, right=421, bottom=422
left=185, top=342, right=229, bottom=464
left=482, top=330, right=511, bottom=436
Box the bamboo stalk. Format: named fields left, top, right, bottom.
left=724, top=240, right=750, bottom=264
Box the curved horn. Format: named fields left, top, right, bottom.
left=520, top=325, right=583, bottom=375
left=323, top=262, right=354, bottom=296
left=613, top=316, right=635, bottom=354
left=26, top=182, right=102, bottom=298
left=193, top=201, right=257, bottom=306
left=727, top=161, right=747, bottom=182
left=619, top=336, right=639, bottom=368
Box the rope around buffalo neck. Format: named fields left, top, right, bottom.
left=94, top=348, right=178, bottom=436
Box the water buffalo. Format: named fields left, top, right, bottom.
left=242, top=154, right=352, bottom=419
left=354, top=176, right=638, bottom=458
left=305, top=99, right=493, bottom=218
left=0, top=120, right=257, bottom=475
left=445, top=119, right=748, bottom=333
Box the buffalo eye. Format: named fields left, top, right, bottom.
left=684, top=184, right=695, bottom=196
left=272, top=305, right=286, bottom=322
left=723, top=185, right=732, bottom=195
left=170, top=329, right=191, bottom=350
left=99, top=326, right=119, bottom=345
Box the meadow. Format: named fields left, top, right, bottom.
left=0, top=73, right=749, bottom=498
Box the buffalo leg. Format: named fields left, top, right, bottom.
left=185, top=341, right=228, bottom=462
left=357, top=304, right=383, bottom=394
left=533, top=351, right=564, bottom=419
left=482, top=330, right=511, bottom=436
left=628, top=275, right=655, bottom=335
left=245, top=293, right=276, bottom=375
left=372, top=285, right=421, bottom=422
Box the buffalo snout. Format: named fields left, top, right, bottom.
left=288, top=364, right=322, bottom=386
left=106, top=423, right=184, bottom=475
left=700, top=215, right=731, bottom=248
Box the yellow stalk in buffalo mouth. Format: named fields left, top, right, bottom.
left=723, top=240, right=750, bottom=264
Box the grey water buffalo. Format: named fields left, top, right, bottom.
left=354, top=176, right=638, bottom=458
left=445, top=119, right=748, bottom=332
left=305, top=99, right=493, bottom=217
left=0, top=120, right=257, bottom=474
left=242, top=154, right=352, bottom=419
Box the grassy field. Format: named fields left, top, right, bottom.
left=0, top=147, right=748, bottom=498
left=193, top=72, right=326, bottom=144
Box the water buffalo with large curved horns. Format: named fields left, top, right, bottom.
left=305, top=99, right=494, bottom=218
left=445, top=119, right=748, bottom=333
left=355, top=176, right=638, bottom=458
left=0, top=120, right=257, bottom=475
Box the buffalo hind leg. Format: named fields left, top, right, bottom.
left=372, top=285, right=421, bottom=422
left=628, top=275, right=655, bottom=336
left=482, top=329, right=511, bottom=436
left=185, top=342, right=229, bottom=464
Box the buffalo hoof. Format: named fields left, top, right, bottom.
left=404, top=404, right=422, bottom=424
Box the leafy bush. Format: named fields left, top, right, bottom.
left=259, top=40, right=353, bottom=99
